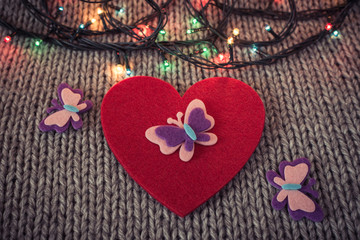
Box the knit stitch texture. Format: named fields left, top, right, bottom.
left=0, top=0, right=359, bottom=239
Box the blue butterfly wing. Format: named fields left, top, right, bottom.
left=187, top=108, right=212, bottom=133
left=155, top=126, right=186, bottom=147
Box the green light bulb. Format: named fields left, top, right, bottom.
left=35, top=39, right=42, bottom=46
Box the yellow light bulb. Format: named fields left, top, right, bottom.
left=91, top=18, right=96, bottom=23
left=116, top=64, right=125, bottom=74
left=227, top=36, right=234, bottom=45
left=233, top=28, right=240, bottom=36
left=97, top=8, right=103, bottom=15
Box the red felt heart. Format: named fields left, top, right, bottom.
left=101, top=76, right=265, bottom=217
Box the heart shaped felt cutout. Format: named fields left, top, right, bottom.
left=101, top=76, right=265, bottom=217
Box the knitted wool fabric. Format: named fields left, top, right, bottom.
left=0, top=0, right=360, bottom=239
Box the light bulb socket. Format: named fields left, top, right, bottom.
left=265, top=25, right=280, bottom=39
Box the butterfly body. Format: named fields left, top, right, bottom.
left=39, top=83, right=93, bottom=133
left=63, top=104, right=80, bottom=113
left=183, top=123, right=197, bottom=140
left=281, top=183, right=301, bottom=190
left=146, top=99, right=217, bottom=162
left=266, top=158, right=324, bottom=222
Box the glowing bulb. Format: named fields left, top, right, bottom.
left=192, top=18, right=198, bottom=25
left=251, top=44, right=258, bottom=53
left=227, top=37, right=234, bottom=45
left=58, top=6, right=64, bottom=11
left=331, top=30, right=341, bottom=39
left=164, top=60, right=170, bottom=67
left=91, top=18, right=96, bottom=23
left=79, top=23, right=85, bottom=29
left=159, top=29, right=166, bottom=35
left=213, top=52, right=229, bottom=64
left=265, top=24, right=271, bottom=31
left=133, top=25, right=153, bottom=38
left=325, top=23, right=332, bottom=31
left=35, top=39, right=42, bottom=46
left=186, top=29, right=192, bottom=34
left=116, top=64, right=125, bottom=74
left=233, top=28, right=240, bottom=36
left=203, top=47, right=208, bottom=52
left=126, top=69, right=131, bottom=76
left=4, top=36, right=11, bottom=43
left=116, top=8, right=125, bottom=16
left=97, top=8, right=103, bottom=15
left=194, top=0, right=210, bottom=11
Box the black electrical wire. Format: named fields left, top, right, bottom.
left=0, top=0, right=356, bottom=70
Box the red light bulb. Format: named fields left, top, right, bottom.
left=194, top=0, right=210, bottom=11
left=325, top=23, right=333, bottom=31
left=4, top=36, right=11, bottom=43
left=213, top=53, right=230, bottom=64
left=133, top=24, right=154, bottom=38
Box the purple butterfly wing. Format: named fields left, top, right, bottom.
left=271, top=191, right=288, bottom=210
left=184, top=99, right=218, bottom=147
left=196, top=133, right=211, bottom=142
left=155, top=126, right=187, bottom=147
left=58, top=83, right=83, bottom=106
left=266, top=170, right=283, bottom=189
left=184, top=99, right=214, bottom=133
left=187, top=108, right=212, bottom=133
left=183, top=136, right=195, bottom=151
left=289, top=200, right=324, bottom=222
left=266, top=170, right=289, bottom=210
left=146, top=125, right=189, bottom=156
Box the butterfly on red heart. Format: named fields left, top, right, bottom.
left=266, top=158, right=324, bottom=222
left=145, top=99, right=217, bottom=162
left=39, top=83, right=93, bottom=133
left=101, top=76, right=265, bottom=216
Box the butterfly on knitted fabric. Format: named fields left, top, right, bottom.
left=266, top=158, right=324, bottom=222
left=145, top=99, right=217, bottom=162
left=39, top=83, right=93, bottom=133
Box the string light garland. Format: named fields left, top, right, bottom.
left=0, top=0, right=356, bottom=71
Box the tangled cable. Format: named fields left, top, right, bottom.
left=0, top=0, right=356, bottom=70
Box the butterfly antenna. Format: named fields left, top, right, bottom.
left=302, top=178, right=319, bottom=198
left=167, top=112, right=184, bottom=128
left=176, top=112, right=184, bottom=126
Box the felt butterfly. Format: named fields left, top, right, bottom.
left=266, top=158, right=324, bottom=222
left=39, top=83, right=93, bottom=133
left=145, top=99, right=217, bottom=162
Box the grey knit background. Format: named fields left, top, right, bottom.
left=0, top=0, right=359, bottom=239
